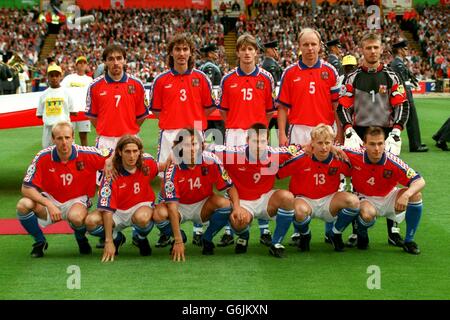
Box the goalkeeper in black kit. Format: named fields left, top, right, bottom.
left=336, top=32, right=409, bottom=248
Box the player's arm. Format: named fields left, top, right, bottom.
left=275, top=69, right=290, bottom=145
left=167, top=201, right=185, bottom=262
left=202, top=73, right=216, bottom=117
left=135, top=80, right=149, bottom=126
left=395, top=177, right=425, bottom=212
left=227, top=185, right=246, bottom=224
left=277, top=105, right=289, bottom=145
left=85, top=82, right=98, bottom=127
left=100, top=209, right=115, bottom=262
left=148, top=77, right=162, bottom=119
left=21, top=185, right=62, bottom=222
left=67, top=90, right=78, bottom=116
left=390, top=73, right=409, bottom=131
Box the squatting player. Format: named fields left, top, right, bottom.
left=277, top=124, right=360, bottom=252
left=208, top=123, right=301, bottom=258
left=16, top=121, right=112, bottom=258
left=86, top=135, right=165, bottom=262
left=344, top=127, right=425, bottom=254
left=155, top=129, right=243, bottom=261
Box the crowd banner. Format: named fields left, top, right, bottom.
left=76, top=0, right=211, bottom=10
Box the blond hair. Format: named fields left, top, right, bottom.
left=360, top=32, right=381, bottom=47
left=298, top=28, right=321, bottom=44
left=310, top=124, right=336, bottom=141
left=51, top=121, right=74, bottom=138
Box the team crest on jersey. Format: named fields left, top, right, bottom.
left=192, top=78, right=200, bottom=87
left=383, top=169, right=393, bottom=179
left=288, top=145, right=300, bottom=156
left=222, top=169, right=230, bottom=181
left=144, top=97, right=149, bottom=107
left=379, top=85, right=387, bottom=94
left=201, top=166, right=209, bottom=176
left=165, top=181, right=175, bottom=194
left=321, top=71, right=329, bottom=80
left=397, top=84, right=405, bottom=94
left=328, top=167, right=338, bottom=176
left=98, top=148, right=110, bottom=157
left=100, top=185, right=111, bottom=198
left=256, top=81, right=265, bottom=89
left=406, top=168, right=417, bottom=179
left=128, top=85, right=135, bottom=94
left=76, top=161, right=85, bottom=171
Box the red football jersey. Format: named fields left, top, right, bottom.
left=344, top=148, right=422, bottom=197
left=149, top=69, right=215, bottom=130
left=277, top=153, right=351, bottom=198
left=23, top=145, right=111, bottom=202
left=276, top=59, right=340, bottom=126
left=208, top=144, right=302, bottom=200
left=162, top=151, right=232, bottom=204
left=85, top=73, right=148, bottom=137
left=97, top=155, right=158, bottom=212
left=219, top=66, right=275, bottom=129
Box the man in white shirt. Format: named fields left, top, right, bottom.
left=37, top=64, right=76, bottom=148
left=61, top=56, right=93, bottom=146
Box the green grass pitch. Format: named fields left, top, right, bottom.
left=0, top=98, right=449, bottom=300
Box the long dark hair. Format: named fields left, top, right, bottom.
left=113, top=135, right=144, bottom=172
left=167, top=33, right=196, bottom=70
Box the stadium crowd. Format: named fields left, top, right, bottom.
left=0, top=2, right=448, bottom=93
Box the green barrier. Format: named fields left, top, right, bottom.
left=0, top=0, right=39, bottom=9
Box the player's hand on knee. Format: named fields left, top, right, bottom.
left=385, top=128, right=402, bottom=156
left=344, top=127, right=363, bottom=149
left=172, top=243, right=185, bottom=262
left=395, top=193, right=409, bottom=212
left=232, top=206, right=246, bottom=224
left=102, top=241, right=115, bottom=262
left=48, top=205, right=62, bottom=222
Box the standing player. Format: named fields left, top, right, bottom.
left=154, top=129, right=242, bottom=261
left=344, top=127, right=425, bottom=254
left=277, top=28, right=341, bottom=147
left=208, top=123, right=299, bottom=258
left=217, top=34, right=276, bottom=246
left=276, top=28, right=341, bottom=243
left=16, top=121, right=112, bottom=258
left=85, top=136, right=162, bottom=262
left=277, top=124, right=360, bottom=252
left=149, top=33, right=216, bottom=247
left=37, top=64, right=76, bottom=148
left=61, top=56, right=93, bottom=146
left=85, top=44, right=148, bottom=151
left=337, top=32, right=410, bottom=247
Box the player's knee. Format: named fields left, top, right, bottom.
left=132, top=211, right=151, bottom=227
left=294, top=210, right=308, bottom=222
left=85, top=212, right=102, bottom=229
left=215, top=196, right=231, bottom=208
left=346, top=194, right=360, bottom=209
left=360, top=210, right=375, bottom=222
left=16, top=198, right=33, bottom=213
left=410, top=192, right=422, bottom=202
left=152, top=205, right=168, bottom=223
left=68, top=214, right=85, bottom=227
left=278, top=190, right=295, bottom=208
